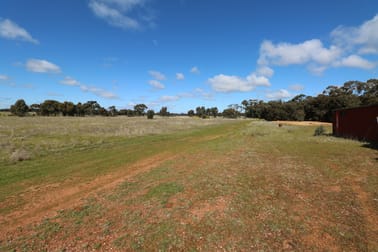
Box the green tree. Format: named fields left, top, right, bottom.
left=187, top=109, right=195, bottom=117
left=60, top=101, right=75, bottom=116
left=83, top=101, right=102, bottom=116
left=108, top=106, right=118, bottom=116
left=196, top=106, right=206, bottom=118
left=159, top=106, right=169, bottom=116
left=147, top=109, right=155, bottom=119
left=134, top=104, right=148, bottom=116
left=222, top=108, right=239, bottom=118
left=210, top=107, right=218, bottom=117
left=30, top=103, right=41, bottom=115
left=10, top=99, right=29, bottom=116
left=40, top=100, right=61, bottom=116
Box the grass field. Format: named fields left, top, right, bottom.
left=0, top=117, right=377, bottom=251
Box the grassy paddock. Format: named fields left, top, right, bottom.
left=0, top=116, right=235, bottom=162
left=0, top=118, right=377, bottom=251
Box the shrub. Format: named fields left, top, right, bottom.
left=10, top=149, right=32, bottom=162
left=314, top=126, right=326, bottom=136
left=147, top=110, right=155, bottom=119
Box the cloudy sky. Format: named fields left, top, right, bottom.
left=0, top=0, right=377, bottom=112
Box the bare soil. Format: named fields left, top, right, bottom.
left=0, top=153, right=175, bottom=233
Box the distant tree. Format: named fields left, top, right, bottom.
left=83, top=101, right=102, bottom=116
left=196, top=106, right=206, bottom=118
left=126, top=109, right=135, bottom=117
left=30, top=103, right=41, bottom=115
left=99, top=107, right=108, bottom=116
left=210, top=107, right=219, bottom=117
left=76, top=102, right=85, bottom=116
left=60, top=101, right=75, bottom=116
left=40, top=100, right=60, bottom=116
left=134, top=104, right=148, bottom=116
left=147, top=109, right=155, bottom=119
left=187, top=109, right=195, bottom=117
left=159, top=106, right=169, bottom=116
left=10, top=99, right=29, bottom=116
left=222, top=108, right=239, bottom=119
left=108, top=106, right=118, bottom=116
left=360, top=79, right=378, bottom=105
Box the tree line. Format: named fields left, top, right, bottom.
left=8, top=79, right=378, bottom=122
left=241, top=79, right=377, bottom=122
left=9, top=100, right=161, bottom=118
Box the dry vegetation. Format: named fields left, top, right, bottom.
left=0, top=116, right=235, bottom=163
left=0, top=117, right=377, bottom=251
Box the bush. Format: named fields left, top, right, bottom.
left=147, top=110, right=155, bottom=119
left=9, top=149, right=32, bottom=162
left=314, top=126, right=326, bottom=136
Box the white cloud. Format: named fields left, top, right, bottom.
left=256, top=15, right=378, bottom=77
left=266, top=89, right=291, bottom=100
left=331, top=14, right=378, bottom=55
left=334, top=55, right=376, bottom=69
left=256, top=66, right=274, bottom=78
left=176, top=73, right=185, bottom=80
left=60, top=76, right=80, bottom=86
left=60, top=75, right=118, bottom=99
left=80, top=85, right=119, bottom=99
left=0, top=74, right=9, bottom=80
left=89, top=0, right=154, bottom=30
left=160, top=95, right=180, bottom=102
left=258, top=39, right=341, bottom=66
left=194, top=88, right=213, bottom=100
left=289, top=84, right=305, bottom=92
left=148, top=70, right=166, bottom=80
left=208, top=72, right=270, bottom=93
left=0, top=19, right=39, bottom=44
left=26, top=59, right=61, bottom=73
left=148, top=79, right=165, bottom=89
left=190, top=66, right=200, bottom=74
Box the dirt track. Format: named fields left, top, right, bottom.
left=275, top=121, right=332, bottom=126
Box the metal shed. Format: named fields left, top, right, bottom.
left=333, top=105, right=378, bottom=143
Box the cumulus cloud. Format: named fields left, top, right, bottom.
left=266, top=89, right=291, bottom=100
left=89, top=0, right=153, bottom=30
left=334, top=54, right=376, bottom=69
left=208, top=72, right=270, bottom=93
left=190, top=66, right=200, bottom=74
left=256, top=15, right=378, bottom=77
left=60, top=76, right=80, bottom=86
left=26, top=59, right=61, bottom=73
left=148, top=79, right=165, bottom=89
left=0, top=19, right=39, bottom=44
left=148, top=70, right=166, bottom=80
left=331, top=14, right=378, bottom=54
left=258, top=39, right=341, bottom=67
left=176, top=73, right=185, bottom=80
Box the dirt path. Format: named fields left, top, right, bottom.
left=350, top=181, right=378, bottom=250
left=0, top=152, right=175, bottom=235
left=275, top=120, right=332, bottom=126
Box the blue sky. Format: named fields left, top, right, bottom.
left=0, top=0, right=377, bottom=112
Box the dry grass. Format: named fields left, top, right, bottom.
left=1, top=119, right=377, bottom=251
left=0, top=116, right=235, bottom=163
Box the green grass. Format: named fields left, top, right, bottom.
left=1, top=118, right=377, bottom=251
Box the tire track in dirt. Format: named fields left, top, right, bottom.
left=0, top=152, right=176, bottom=235
left=350, top=181, right=378, bottom=250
